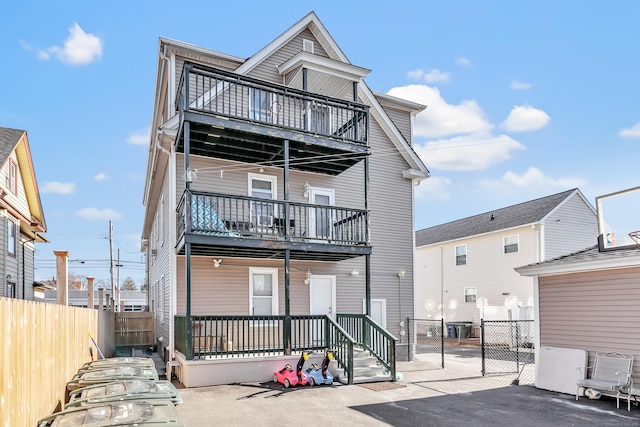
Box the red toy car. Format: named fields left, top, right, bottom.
left=273, top=352, right=308, bottom=387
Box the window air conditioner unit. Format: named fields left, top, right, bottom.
left=257, top=215, right=273, bottom=227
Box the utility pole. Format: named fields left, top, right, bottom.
left=109, top=220, right=115, bottom=311
left=116, top=248, right=121, bottom=311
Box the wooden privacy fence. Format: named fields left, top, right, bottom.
left=115, top=311, right=154, bottom=347
left=0, top=298, right=99, bottom=427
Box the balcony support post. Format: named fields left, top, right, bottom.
left=353, top=81, right=359, bottom=140
left=184, top=118, right=193, bottom=360
left=284, top=139, right=290, bottom=240
left=364, top=145, right=371, bottom=316
left=284, top=249, right=291, bottom=355
left=365, top=253, right=371, bottom=316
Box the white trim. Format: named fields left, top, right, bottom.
left=277, top=52, right=370, bottom=81
left=364, top=298, right=387, bottom=329
left=247, top=173, right=277, bottom=199
left=517, top=256, right=640, bottom=277
left=249, top=267, right=279, bottom=315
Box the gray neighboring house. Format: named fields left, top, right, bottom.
left=140, top=12, right=429, bottom=386
left=0, top=127, right=48, bottom=300
left=415, top=189, right=597, bottom=331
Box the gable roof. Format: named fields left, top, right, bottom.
left=416, top=188, right=588, bottom=247
left=515, top=245, right=640, bottom=276
left=0, top=127, right=47, bottom=240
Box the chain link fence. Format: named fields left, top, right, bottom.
left=407, top=318, right=444, bottom=368
left=481, top=320, right=535, bottom=385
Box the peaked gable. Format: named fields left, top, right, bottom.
left=416, top=189, right=587, bottom=246
left=0, top=127, right=47, bottom=239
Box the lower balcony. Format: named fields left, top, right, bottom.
left=176, top=189, right=371, bottom=261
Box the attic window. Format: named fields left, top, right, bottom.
left=303, top=39, right=314, bottom=54
left=8, top=159, right=17, bottom=195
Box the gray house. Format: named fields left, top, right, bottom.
left=140, top=12, right=429, bottom=387
left=415, top=189, right=597, bottom=331
left=0, top=127, right=47, bottom=300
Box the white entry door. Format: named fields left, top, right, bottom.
left=310, top=275, right=336, bottom=344
left=364, top=298, right=387, bottom=329
left=308, top=187, right=335, bottom=240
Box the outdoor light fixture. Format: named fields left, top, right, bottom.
left=350, top=270, right=359, bottom=277
left=398, top=271, right=405, bottom=278
left=303, top=182, right=310, bottom=198
left=304, top=269, right=311, bottom=285
left=213, top=259, right=222, bottom=268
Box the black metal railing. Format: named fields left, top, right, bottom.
left=177, top=189, right=369, bottom=245
left=337, top=314, right=397, bottom=380
left=176, top=62, right=369, bottom=146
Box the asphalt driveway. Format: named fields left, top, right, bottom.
left=175, top=351, right=640, bottom=426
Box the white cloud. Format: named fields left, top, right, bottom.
left=128, top=127, right=150, bottom=145
left=46, top=23, right=102, bottom=65
left=510, top=80, right=532, bottom=90
left=415, top=176, right=451, bottom=200
left=619, top=122, right=640, bottom=139
left=93, top=173, right=107, bottom=181
left=388, top=84, right=493, bottom=138
left=501, top=105, right=550, bottom=133
left=415, top=134, right=526, bottom=171
left=75, top=208, right=122, bottom=221
left=407, top=69, right=425, bottom=81
left=41, top=181, right=76, bottom=194
left=423, top=69, right=451, bottom=84
left=456, top=57, right=471, bottom=66
left=479, top=167, right=586, bottom=190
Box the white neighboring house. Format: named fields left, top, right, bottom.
left=415, top=189, right=597, bottom=331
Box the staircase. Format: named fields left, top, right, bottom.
left=335, top=346, right=393, bottom=384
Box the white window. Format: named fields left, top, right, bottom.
left=249, top=88, right=274, bottom=123
left=504, top=235, right=519, bottom=254
left=7, top=218, right=16, bottom=257
left=248, top=173, right=277, bottom=229
left=308, top=187, right=335, bottom=239
left=249, top=267, right=278, bottom=316
left=464, top=287, right=477, bottom=303
left=455, top=244, right=467, bottom=266
left=307, top=103, right=332, bottom=134
left=8, top=159, right=17, bottom=195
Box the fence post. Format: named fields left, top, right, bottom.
left=440, top=318, right=445, bottom=369
left=406, top=317, right=411, bottom=361
left=481, top=319, right=485, bottom=376
left=515, top=321, right=520, bottom=373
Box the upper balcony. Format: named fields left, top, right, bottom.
left=175, top=62, right=370, bottom=175
left=176, top=190, right=371, bottom=262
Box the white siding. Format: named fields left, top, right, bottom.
left=544, top=194, right=598, bottom=260
left=416, top=226, right=538, bottom=324
left=538, top=267, right=640, bottom=375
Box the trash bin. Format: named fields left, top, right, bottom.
left=454, top=322, right=473, bottom=339
left=446, top=322, right=457, bottom=338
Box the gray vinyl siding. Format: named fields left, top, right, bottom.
left=543, top=194, right=598, bottom=260
left=381, top=106, right=412, bottom=145
left=538, top=267, right=640, bottom=376
left=2, top=153, right=30, bottom=217
left=149, top=161, right=173, bottom=348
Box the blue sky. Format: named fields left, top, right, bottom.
left=1, top=1, right=639, bottom=286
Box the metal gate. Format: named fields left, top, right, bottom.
left=481, top=319, right=535, bottom=384
left=407, top=318, right=444, bottom=368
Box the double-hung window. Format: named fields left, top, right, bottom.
left=8, top=159, right=17, bottom=195
left=504, top=235, right=519, bottom=253
left=7, top=218, right=16, bottom=257
left=248, top=173, right=276, bottom=229
left=249, top=267, right=278, bottom=316
left=455, top=244, right=467, bottom=266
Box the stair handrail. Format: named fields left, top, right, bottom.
left=325, top=316, right=356, bottom=385
left=337, top=314, right=397, bottom=381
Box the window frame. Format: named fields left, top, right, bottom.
left=504, top=235, right=519, bottom=254
left=464, top=287, right=477, bottom=303
left=249, top=267, right=279, bottom=316
left=8, top=159, right=17, bottom=195
left=248, top=173, right=277, bottom=229
left=7, top=218, right=17, bottom=257
left=455, top=244, right=467, bottom=266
